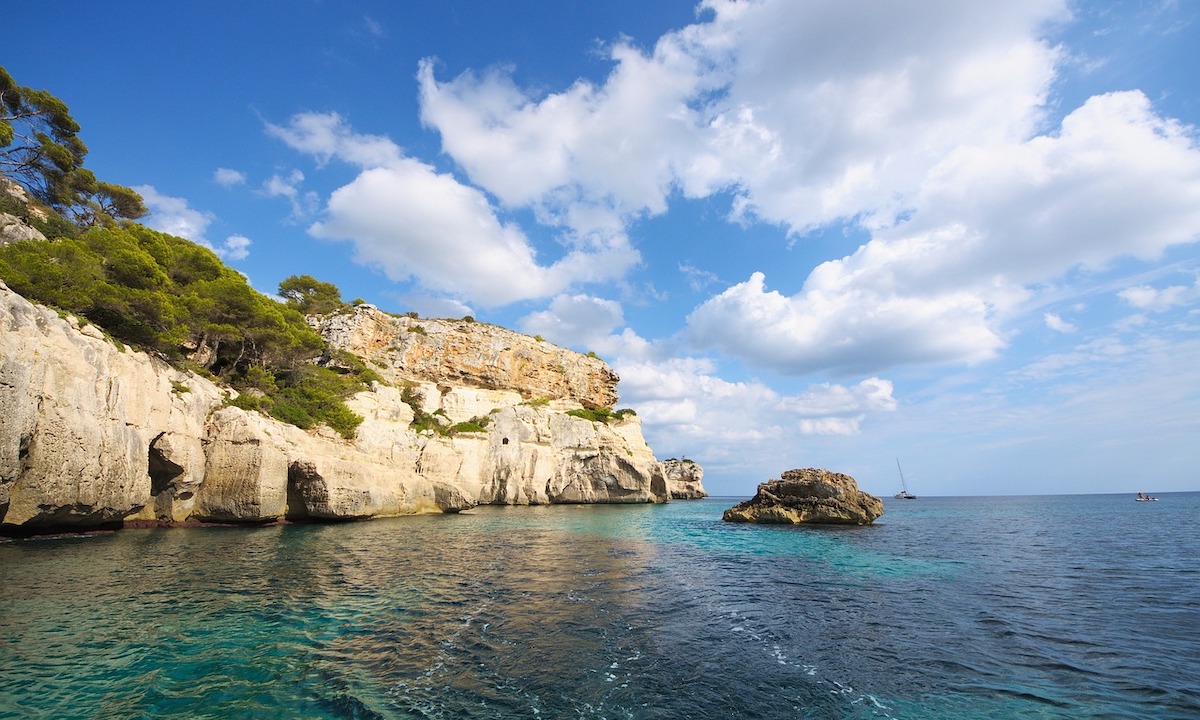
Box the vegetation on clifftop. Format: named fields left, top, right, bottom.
left=0, top=221, right=374, bottom=438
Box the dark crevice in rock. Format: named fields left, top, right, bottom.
left=286, top=460, right=322, bottom=521
left=147, top=433, right=185, bottom=497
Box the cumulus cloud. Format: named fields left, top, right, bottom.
left=679, top=263, right=719, bottom=292
left=269, top=111, right=640, bottom=306
left=686, top=91, right=1200, bottom=375
left=519, top=294, right=624, bottom=348
left=218, top=235, right=252, bottom=261
left=213, top=167, right=246, bottom=187
left=415, top=0, right=1200, bottom=375
left=614, top=353, right=897, bottom=461
left=135, top=185, right=214, bottom=242
left=416, top=1, right=1066, bottom=236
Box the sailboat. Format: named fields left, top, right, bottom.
left=894, top=459, right=917, bottom=499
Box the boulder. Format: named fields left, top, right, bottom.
left=722, top=468, right=883, bottom=525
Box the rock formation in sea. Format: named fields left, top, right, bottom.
left=0, top=282, right=670, bottom=534
left=722, top=468, right=883, bottom=525
left=662, top=458, right=708, bottom=499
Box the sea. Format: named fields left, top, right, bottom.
left=1, top=493, right=1197, bottom=719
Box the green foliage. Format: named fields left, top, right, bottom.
left=567, top=407, right=611, bottom=423
left=0, top=222, right=380, bottom=439
left=278, top=274, right=346, bottom=315
left=564, top=407, right=633, bottom=424
left=410, top=324, right=426, bottom=335
left=1, top=66, right=146, bottom=226
left=322, top=348, right=385, bottom=386
left=448, top=421, right=487, bottom=435
left=586, top=350, right=600, bottom=359
left=265, top=365, right=364, bottom=439
left=461, top=315, right=475, bottom=323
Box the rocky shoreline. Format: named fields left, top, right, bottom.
left=1, top=282, right=707, bottom=536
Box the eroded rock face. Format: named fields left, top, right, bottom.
left=314, top=306, right=620, bottom=410
left=663, top=458, right=708, bottom=499
left=1, top=283, right=667, bottom=534
left=722, top=468, right=883, bottom=525
left=0, top=285, right=223, bottom=528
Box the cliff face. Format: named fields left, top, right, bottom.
left=0, top=283, right=669, bottom=534
left=314, top=307, right=619, bottom=410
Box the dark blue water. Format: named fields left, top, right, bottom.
left=2, top=493, right=1198, bottom=719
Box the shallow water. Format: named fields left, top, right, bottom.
left=2, top=493, right=1197, bottom=719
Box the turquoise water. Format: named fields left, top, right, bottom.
left=2, top=494, right=1197, bottom=718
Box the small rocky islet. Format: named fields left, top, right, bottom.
left=723, top=467, right=884, bottom=525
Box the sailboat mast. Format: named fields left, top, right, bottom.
left=896, top=458, right=907, bottom=492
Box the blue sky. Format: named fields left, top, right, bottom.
left=7, top=1, right=1200, bottom=497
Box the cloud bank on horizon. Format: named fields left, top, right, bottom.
left=60, top=0, right=1200, bottom=495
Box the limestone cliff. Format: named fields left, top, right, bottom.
left=0, top=283, right=668, bottom=534
left=313, top=306, right=619, bottom=410
left=662, top=458, right=708, bottom=499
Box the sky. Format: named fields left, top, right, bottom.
left=6, top=1, right=1200, bottom=497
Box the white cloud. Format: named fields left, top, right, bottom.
left=686, top=91, right=1200, bottom=376
left=518, top=294, right=624, bottom=348
left=614, top=352, right=897, bottom=465
left=133, top=186, right=249, bottom=261
left=218, top=235, right=251, bottom=261
left=266, top=112, right=402, bottom=168
left=388, top=293, right=473, bottom=320
left=414, top=1, right=1200, bottom=375
left=135, top=185, right=214, bottom=242
left=1119, top=278, right=1200, bottom=312
left=686, top=270, right=1004, bottom=376
left=363, top=15, right=385, bottom=39
left=416, top=1, right=1067, bottom=237
left=1044, top=313, right=1077, bottom=333
left=269, top=111, right=641, bottom=306
left=262, top=169, right=319, bottom=221
left=213, top=168, right=246, bottom=187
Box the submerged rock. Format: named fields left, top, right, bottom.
left=722, top=468, right=883, bottom=525
left=663, top=458, right=708, bottom=499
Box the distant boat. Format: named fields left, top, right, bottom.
left=1135, top=493, right=1158, bottom=502
left=894, top=459, right=916, bottom=499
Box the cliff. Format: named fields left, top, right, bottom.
left=314, top=306, right=619, bottom=410
left=0, top=282, right=669, bottom=535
